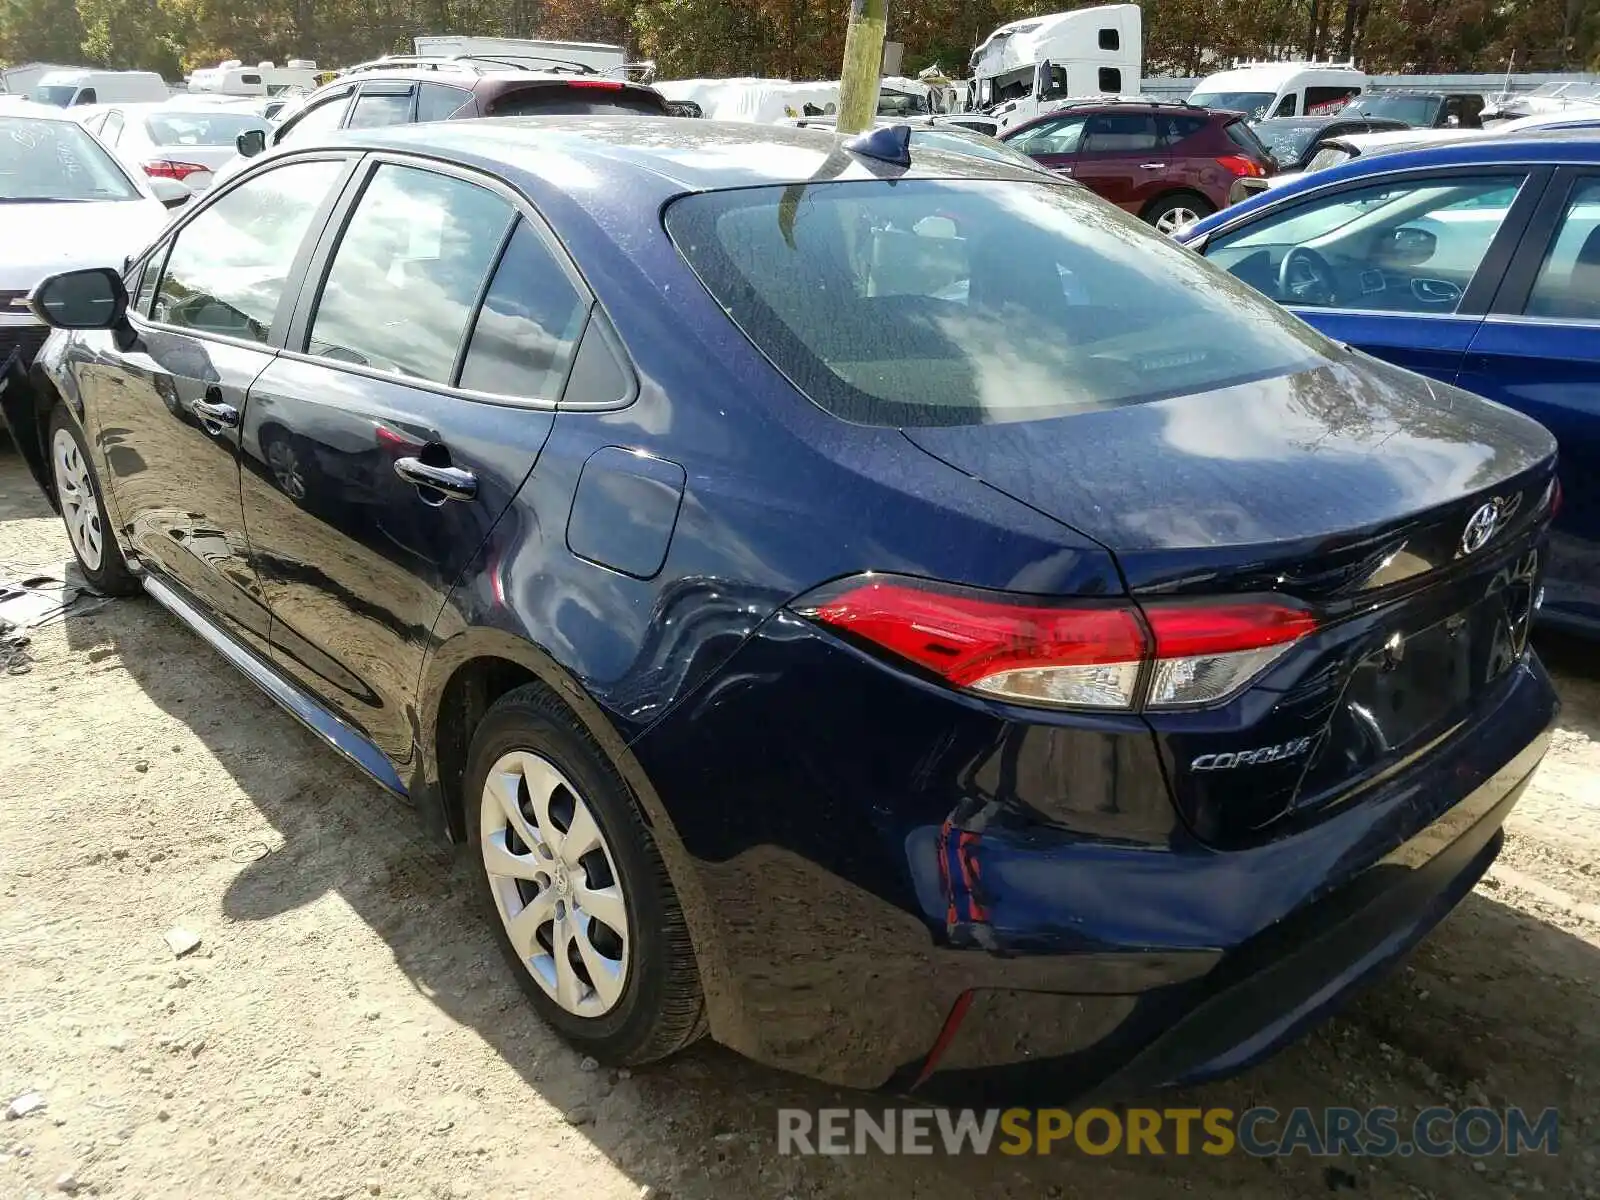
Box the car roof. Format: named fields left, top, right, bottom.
left=1200, top=130, right=1600, bottom=224
left=307, top=116, right=1049, bottom=193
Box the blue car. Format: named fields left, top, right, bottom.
left=1179, top=133, right=1600, bottom=636
left=2, top=119, right=1560, bottom=1102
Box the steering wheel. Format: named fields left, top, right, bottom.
left=1278, top=246, right=1338, bottom=307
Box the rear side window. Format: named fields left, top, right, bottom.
left=458, top=221, right=588, bottom=398
left=1159, top=114, right=1208, bottom=144
left=417, top=82, right=472, bottom=122
left=1083, top=113, right=1156, bottom=153
left=151, top=158, right=345, bottom=342
left=347, top=89, right=414, bottom=129
left=665, top=179, right=1326, bottom=428
left=488, top=85, right=666, bottom=117
left=1524, top=179, right=1600, bottom=319
left=306, top=164, right=514, bottom=381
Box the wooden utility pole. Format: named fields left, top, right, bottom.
left=835, top=0, right=888, bottom=134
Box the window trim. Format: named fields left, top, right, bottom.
left=1488, top=166, right=1600, bottom=318
left=130, top=151, right=363, bottom=354
left=279, top=150, right=620, bottom=411
left=1198, top=163, right=1554, bottom=318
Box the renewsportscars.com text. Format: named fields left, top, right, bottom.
left=777, top=1106, right=1560, bottom=1158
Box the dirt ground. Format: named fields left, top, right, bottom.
left=1, top=443, right=1598, bottom=1200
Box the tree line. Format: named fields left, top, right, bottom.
left=2, top=0, right=1596, bottom=86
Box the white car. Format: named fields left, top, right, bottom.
left=0, top=103, right=181, bottom=374
left=74, top=101, right=270, bottom=195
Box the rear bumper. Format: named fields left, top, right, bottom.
left=633, top=613, right=1557, bottom=1097
left=907, top=726, right=1540, bottom=1104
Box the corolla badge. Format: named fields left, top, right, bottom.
left=1191, top=736, right=1314, bottom=772
left=1461, top=499, right=1503, bottom=556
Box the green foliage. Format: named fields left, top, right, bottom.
left=1, top=0, right=1595, bottom=80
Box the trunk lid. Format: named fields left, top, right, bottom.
left=904, top=354, right=1558, bottom=845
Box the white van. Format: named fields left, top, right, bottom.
left=969, top=5, right=1143, bottom=129
left=29, top=69, right=169, bottom=108
left=1189, top=62, right=1366, bottom=122
left=188, top=59, right=321, bottom=98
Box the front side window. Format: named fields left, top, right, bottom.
left=666, top=179, right=1326, bottom=427
left=1204, top=174, right=1527, bottom=314
left=151, top=158, right=346, bottom=342
left=1008, top=116, right=1086, bottom=156
left=347, top=89, right=414, bottom=129
left=306, top=164, right=513, bottom=382
left=458, top=221, right=588, bottom=398
left=275, top=90, right=351, bottom=146
left=1524, top=179, right=1600, bottom=320
left=0, top=115, right=141, bottom=201
left=1273, top=94, right=1298, bottom=117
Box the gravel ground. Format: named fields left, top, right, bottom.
left=1, top=443, right=1598, bottom=1199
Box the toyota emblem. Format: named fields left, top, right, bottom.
left=1461, top=499, right=1502, bottom=556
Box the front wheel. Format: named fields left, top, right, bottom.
left=465, top=683, right=705, bottom=1064
left=48, top=406, right=138, bottom=595
left=1145, top=193, right=1214, bottom=237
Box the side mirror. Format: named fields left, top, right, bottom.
left=1382, top=225, right=1437, bottom=268
left=147, top=176, right=191, bottom=209
left=237, top=128, right=267, bottom=158
left=29, top=268, right=128, bottom=330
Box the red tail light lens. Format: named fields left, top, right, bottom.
left=143, top=159, right=208, bottom=182
left=800, top=576, right=1316, bottom=712
left=1215, top=154, right=1266, bottom=178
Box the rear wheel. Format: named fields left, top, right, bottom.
left=48, top=406, right=137, bottom=595
left=1145, top=192, right=1214, bottom=236
left=465, top=683, right=705, bottom=1064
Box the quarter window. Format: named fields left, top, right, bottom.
left=151, top=158, right=346, bottom=342
left=458, top=221, right=588, bottom=398
left=417, top=83, right=472, bottom=122
left=1205, top=175, right=1527, bottom=314
left=101, top=111, right=124, bottom=145
left=1524, top=179, right=1600, bottom=320
left=306, top=164, right=513, bottom=382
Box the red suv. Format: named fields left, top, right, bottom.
left=1000, top=101, right=1275, bottom=233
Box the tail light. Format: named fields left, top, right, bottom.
left=143, top=159, right=208, bottom=182
left=1215, top=154, right=1266, bottom=178
left=797, top=575, right=1316, bottom=711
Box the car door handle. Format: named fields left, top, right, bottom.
left=1138, top=162, right=1167, bottom=169
left=192, top=393, right=239, bottom=431
left=393, top=456, right=477, bottom=502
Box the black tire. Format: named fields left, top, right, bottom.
left=1143, top=192, right=1215, bottom=235
left=47, top=404, right=139, bottom=596
left=464, top=682, right=706, bottom=1064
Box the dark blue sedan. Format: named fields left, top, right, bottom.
left=2, top=118, right=1560, bottom=1102
left=1179, top=133, right=1600, bottom=636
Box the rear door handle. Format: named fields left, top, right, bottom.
left=1138, top=162, right=1167, bottom=170
left=192, top=389, right=239, bottom=431
left=394, top=456, right=477, bottom=502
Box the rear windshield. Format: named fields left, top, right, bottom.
left=489, top=86, right=666, bottom=118
left=1348, top=95, right=1440, bottom=124
left=666, top=179, right=1327, bottom=427
left=144, top=112, right=269, bottom=146
left=1223, top=119, right=1273, bottom=159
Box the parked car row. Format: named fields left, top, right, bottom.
left=0, top=71, right=1592, bottom=1112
